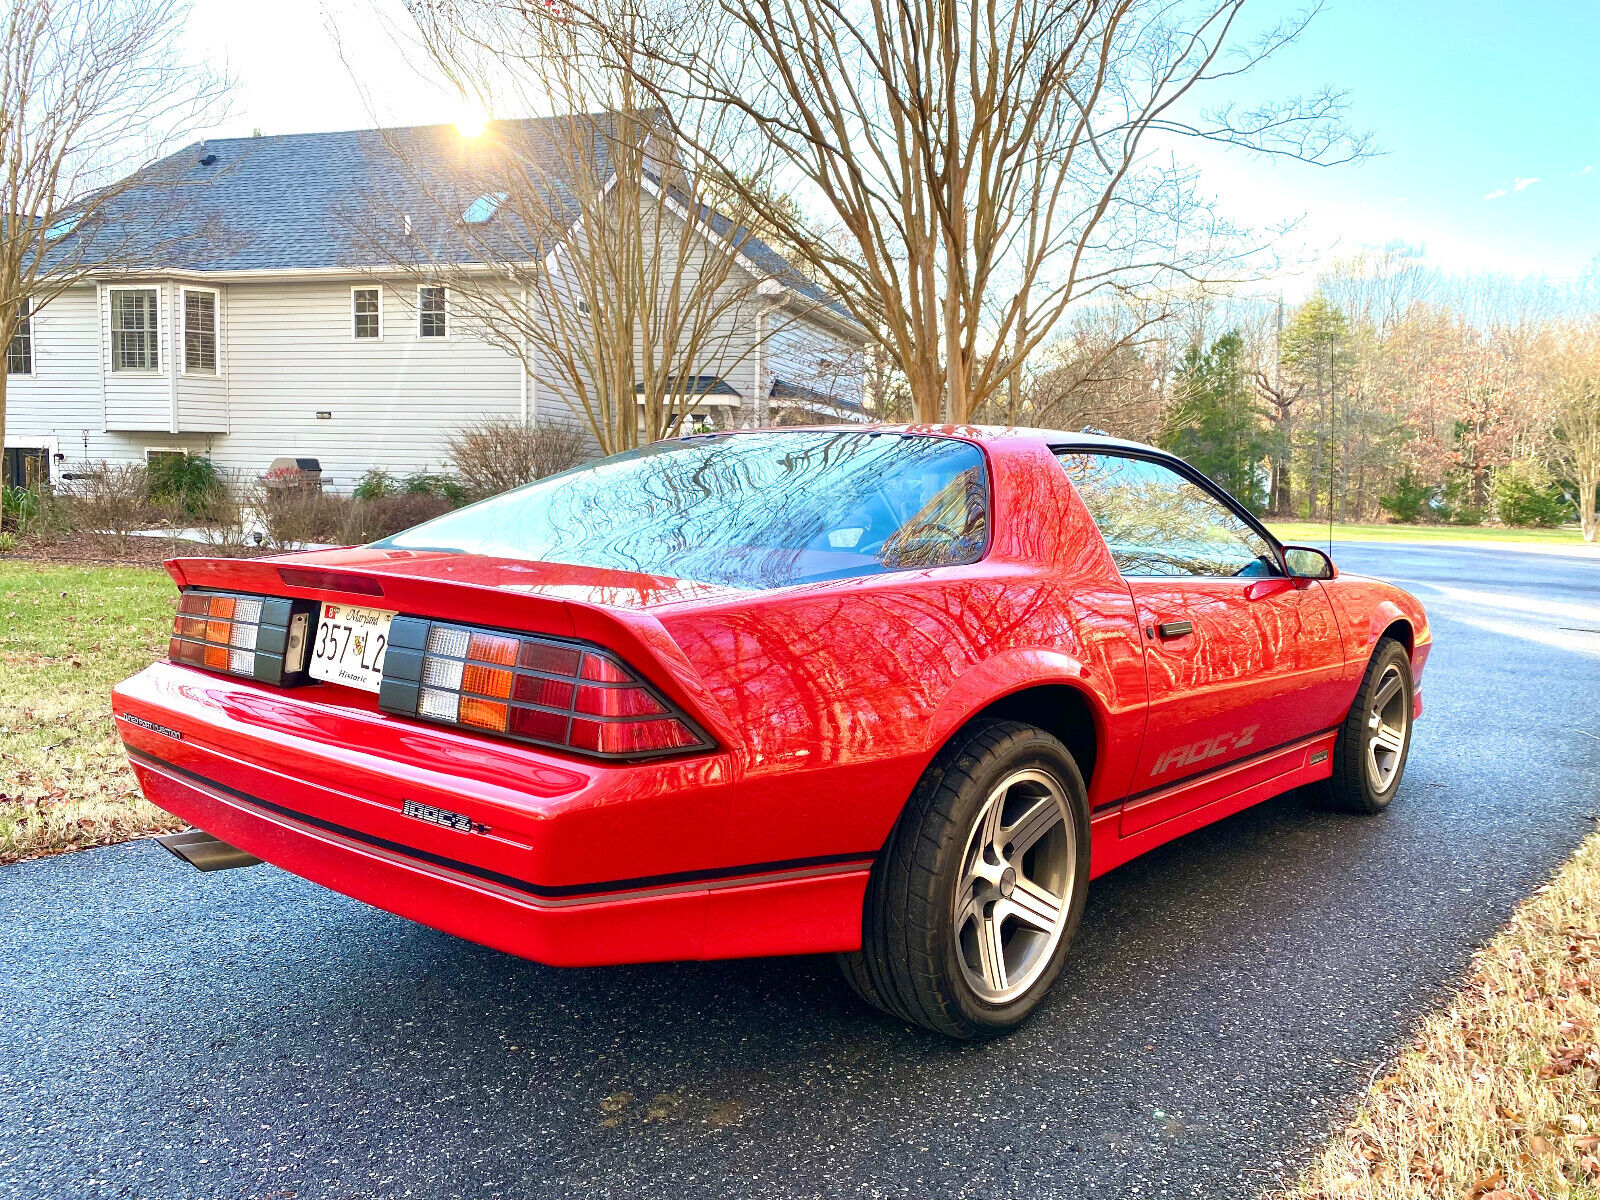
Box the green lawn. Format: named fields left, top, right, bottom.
left=0, top=560, right=181, bottom=861
left=1267, top=520, right=1594, bottom=547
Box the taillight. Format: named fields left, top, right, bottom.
left=169, top=590, right=310, bottom=684
left=378, top=617, right=712, bottom=760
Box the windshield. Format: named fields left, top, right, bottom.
left=377, top=431, right=990, bottom=589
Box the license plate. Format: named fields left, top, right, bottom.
left=307, top=602, right=396, bottom=692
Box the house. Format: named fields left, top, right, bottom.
left=2, top=119, right=867, bottom=492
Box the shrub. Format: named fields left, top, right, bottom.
left=352, top=468, right=399, bottom=501
left=257, top=489, right=456, bottom=550
left=147, top=452, right=223, bottom=517
left=1378, top=472, right=1436, bottom=524
left=1, top=484, right=40, bottom=531
left=340, top=493, right=455, bottom=543
left=260, top=488, right=351, bottom=550
left=185, top=470, right=262, bottom=554
left=0, top=531, right=16, bottom=553
left=1434, top=477, right=1486, bottom=526
left=74, top=462, right=156, bottom=548
left=401, top=470, right=467, bottom=506
left=1493, top=459, right=1572, bottom=528
left=446, top=417, right=589, bottom=501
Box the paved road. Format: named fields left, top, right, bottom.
left=3, top=543, right=1598, bottom=1200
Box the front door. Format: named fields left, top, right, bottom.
left=1055, top=451, right=1347, bottom=834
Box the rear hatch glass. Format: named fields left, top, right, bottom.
left=377, top=431, right=989, bottom=589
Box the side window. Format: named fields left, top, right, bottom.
left=1056, top=452, right=1279, bottom=578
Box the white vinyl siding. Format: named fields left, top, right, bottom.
left=3, top=271, right=855, bottom=487
left=213, top=279, right=530, bottom=486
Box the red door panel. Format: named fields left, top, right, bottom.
left=1120, top=576, right=1345, bottom=834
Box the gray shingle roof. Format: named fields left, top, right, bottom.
left=770, top=376, right=865, bottom=414
left=64, top=117, right=855, bottom=328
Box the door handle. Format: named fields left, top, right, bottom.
left=1156, top=620, right=1193, bottom=639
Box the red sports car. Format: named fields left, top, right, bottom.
left=114, top=427, right=1429, bottom=1038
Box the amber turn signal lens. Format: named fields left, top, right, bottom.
left=392, top=619, right=711, bottom=760
left=457, top=696, right=510, bottom=732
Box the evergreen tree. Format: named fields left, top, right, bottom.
left=1280, top=295, right=1358, bottom=520
left=1160, top=332, right=1271, bottom=514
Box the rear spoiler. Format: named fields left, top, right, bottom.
left=161, top=555, right=739, bottom=750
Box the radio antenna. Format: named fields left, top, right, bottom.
left=1327, top=336, right=1336, bottom=557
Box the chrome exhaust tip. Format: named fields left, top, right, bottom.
left=155, top=828, right=262, bottom=872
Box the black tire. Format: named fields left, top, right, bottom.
left=1311, top=637, right=1414, bottom=814
left=837, top=719, right=1091, bottom=1039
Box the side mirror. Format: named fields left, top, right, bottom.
left=1283, top=545, right=1337, bottom=581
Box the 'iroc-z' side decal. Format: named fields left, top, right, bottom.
left=1149, top=725, right=1259, bottom=777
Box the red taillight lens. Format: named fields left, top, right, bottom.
left=378, top=617, right=712, bottom=760
left=169, top=591, right=310, bottom=684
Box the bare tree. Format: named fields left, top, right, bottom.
left=361, top=1, right=846, bottom=455
left=1547, top=319, right=1600, bottom=542
left=602, top=0, right=1367, bottom=424
left=0, top=0, right=226, bottom=471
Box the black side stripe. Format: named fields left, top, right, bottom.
left=1089, top=724, right=1342, bottom=815
left=127, top=749, right=874, bottom=900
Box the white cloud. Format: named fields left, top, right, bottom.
left=1484, top=188, right=1508, bottom=200
left=1513, top=176, right=1541, bottom=191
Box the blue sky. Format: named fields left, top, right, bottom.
left=1198, top=0, right=1600, bottom=286
left=184, top=0, right=1600, bottom=290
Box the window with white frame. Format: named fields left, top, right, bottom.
left=110, top=288, right=159, bottom=371
left=183, top=289, right=217, bottom=373
left=353, top=287, right=381, bottom=339
left=418, top=286, right=447, bottom=338
left=7, top=298, right=31, bottom=375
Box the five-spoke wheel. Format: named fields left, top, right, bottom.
left=1313, top=635, right=1415, bottom=813
left=838, top=720, right=1090, bottom=1039
left=952, top=769, right=1074, bottom=1003
left=1364, top=662, right=1409, bottom=793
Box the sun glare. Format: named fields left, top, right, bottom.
left=455, top=102, right=489, bottom=139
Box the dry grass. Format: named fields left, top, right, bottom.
left=1277, top=826, right=1600, bottom=1200
left=0, top=561, right=182, bottom=862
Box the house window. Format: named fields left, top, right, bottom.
left=418, top=286, right=447, bottom=338
left=183, top=289, right=217, bottom=374
left=7, top=298, right=31, bottom=375
left=110, top=288, right=159, bottom=371
left=353, top=287, right=381, bottom=339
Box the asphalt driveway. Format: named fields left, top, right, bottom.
left=2, top=541, right=1597, bottom=1199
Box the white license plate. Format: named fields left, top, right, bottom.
left=307, top=602, right=396, bottom=692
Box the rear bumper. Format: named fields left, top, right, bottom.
left=115, top=663, right=870, bottom=966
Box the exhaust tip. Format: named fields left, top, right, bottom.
left=156, top=828, right=262, bottom=872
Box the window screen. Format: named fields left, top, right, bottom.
left=419, top=286, right=446, bottom=338
left=111, top=289, right=159, bottom=371
left=7, top=298, right=30, bottom=375
left=353, top=288, right=380, bottom=338
left=184, top=291, right=216, bottom=373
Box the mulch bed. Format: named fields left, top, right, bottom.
left=0, top=532, right=278, bottom=569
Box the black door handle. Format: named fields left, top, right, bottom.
left=1157, top=620, right=1193, bottom=639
